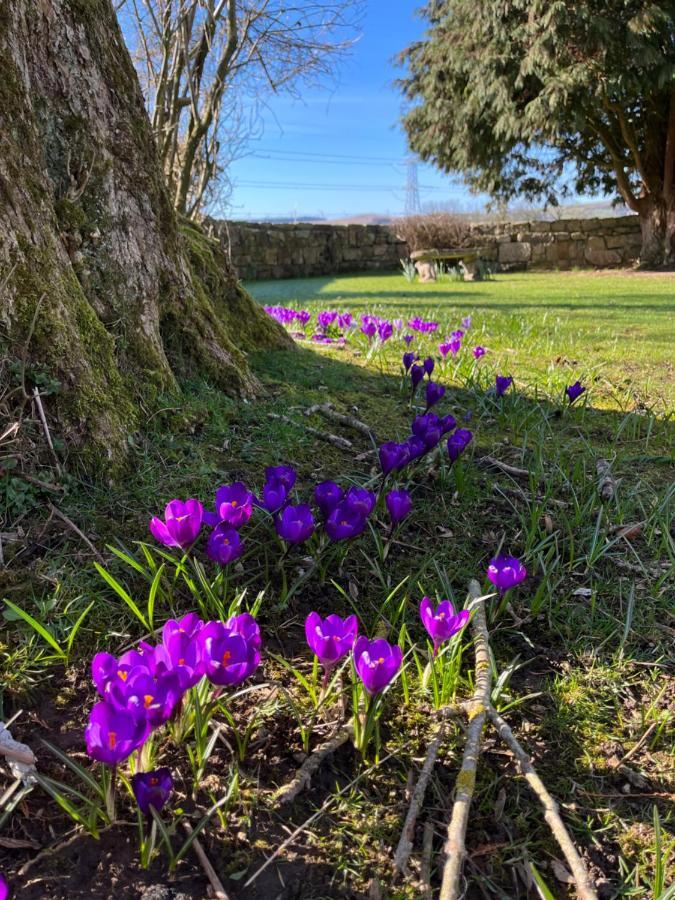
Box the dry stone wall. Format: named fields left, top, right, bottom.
left=210, top=215, right=642, bottom=280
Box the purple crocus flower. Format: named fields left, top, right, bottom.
left=451, top=329, right=464, bottom=339
left=85, top=701, right=150, bottom=765
left=487, top=556, right=527, bottom=595
left=260, top=477, right=289, bottom=514
left=425, top=381, right=446, bottom=411
left=205, top=482, right=253, bottom=529
left=337, top=312, right=353, bottom=329
left=161, top=630, right=203, bottom=689
left=461, top=316, right=472, bottom=329
left=447, top=428, right=473, bottom=461
left=163, top=612, right=203, bottom=641
left=317, top=310, right=338, bottom=332
left=305, top=612, right=358, bottom=674
left=314, top=480, right=344, bottom=517
left=438, top=340, right=453, bottom=358
left=423, top=357, right=435, bottom=377
left=275, top=503, right=315, bottom=544
left=402, top=351, right=416, bottom=373
left=132, top=768, right=173, bottom=816
left=566, top=381, right=586, bottom=404
left=386, top=489, right=412, bottom=524
left=297, top=310, right=311, bottom=326
left=353, top=637, right=402, bottom=696
left=0, top=875, right=7, bottom=900
left=448, top=337, right=462, bottom=356
left=378, top=320, right=393, bottom=343
left=440, top=414, right=457, bottom=434
left=149, top=499, right=203, bottom=549
left=360, top=317, right=377, bottom=339
left=265, top=465, right=296, bottom=491
left=112, top=667, right=183, bottom=727
left=404, top=435, right=427, bottom=461
left=344, top=486, right=376, bottom=518
left=472, top=346, right=486, bottom=359
left=412, top=413, right=442, bottom=449
left=410, top=364, right=425, bottom=393
left=379, top=441, right=409, bottom=476
left=206, top=524, right=244, bottom=565
left=495, top=375, right=513, bottom=397
left=226, top=612, right=262, bottom=651
left=198, top=620, right=261, bottom=686
left=403, top=334, right=414, bottom=346
left=419, top=597, right=470, bottom=656
left=325, top=502, right=367, bottom=541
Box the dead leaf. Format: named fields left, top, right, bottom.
left=572, top=587, right=593, bottom=598
left=551, top=859, right=574, bottom=884
left=611, top=522, right=644, bottom=541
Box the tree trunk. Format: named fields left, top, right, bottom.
left=636, top=196, right=675, bottom=268
left=0, top=0, right=292, bottom=474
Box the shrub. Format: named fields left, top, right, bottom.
left=391, top=213, right=473, bottom=252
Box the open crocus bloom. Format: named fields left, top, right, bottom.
left=472, top=345, right=486, bottom=359
left=419, top=597, right=470, bottom=655
left=353, top=636, right=402, bottom=695
left=206, top=523, right=244, bottom=565
left=305, top=612, right=358, bottom=672
left=325, top=502, right=367, bottom=541
left=149, top=499, right=203, bottom=549
left=204, top=482, right=253, bottom=528
left=85, top=700, right=150, bottom=765
left=275, top=503, right=315, bottom=544
left=198, top=620, right=260, bottom=686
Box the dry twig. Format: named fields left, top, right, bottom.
left=183, top=821, right=230, bottom=899
left=48, top=504, right=104, bottom=563
left=486, top=705, right=598, bottom=900
left=304, top=402, right=377, bottom=441
left=267, top=412, right=353, bottom=450
left=275, top=725, right=353, bottom=806
left=32, top=388, right=62, bottom=474
left=420, top=820, right=434, bottom=900
left=439, top=580, right=492, bottom=900
left=479, top=456, right=531, bottom=479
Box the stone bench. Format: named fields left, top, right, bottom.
left=410, top=247, right=490, bottom=282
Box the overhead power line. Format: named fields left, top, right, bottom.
left=235, top=179, right=442, bottom=192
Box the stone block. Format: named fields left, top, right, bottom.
left=605, top=235, right=628, bottom=249
left=530, top=231, right=554, bottom=244
left=585, top=247, right=622, bottom=266
left=499, top=241, right=531, bottom=263
left=587, top=235, right=606, bottom=251
left=571, top=232, right=584, bottom=241
left=581, top=218, right=603, bottom=232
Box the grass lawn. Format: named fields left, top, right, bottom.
left=1, top=270, right=673, bottom=898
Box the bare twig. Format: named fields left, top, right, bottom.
left=420, top=819, right=434, bottom=900
left=244, top=741, right=412, bottom=889
left=32, top=388, right=62, bottom=474
left=275, top=724, right=353, bottom=806
left=439, top=580, right=492, bottom=900
left=0, top=468, right=64, bottom=493
left=596, top=458, right=617, bottom=501
left=618, top=722, right=657, bottom=766
left=267, top=412, right=353, bottom=450
left=394, top=722, right=446, bottom=874
left=479, top=456, right=531, bottom=479
left=48, top=504, right=104, bottom=563
left=183, top=821, right=230, bottom=899
left=486, top=705, right=598, bottom=900
left=304, top=402, right=377, bottom=441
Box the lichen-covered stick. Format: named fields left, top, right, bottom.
left=486, top=705, right=598, bottom=900
left=439, top=579, right=492, bottom=900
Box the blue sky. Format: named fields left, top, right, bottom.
left=223, top=0, right=478, bottom=221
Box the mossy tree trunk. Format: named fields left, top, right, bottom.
left=0, top=0, right=291, bottom=474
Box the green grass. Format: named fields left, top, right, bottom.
left=1, top=269, right=673, bottom=898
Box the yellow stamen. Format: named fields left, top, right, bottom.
left=108, top=731, right=117, bottom=749
left=143, top=694, right=154, bottom=709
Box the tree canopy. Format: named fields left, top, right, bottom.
left=399, top=0, right=675, bottom=265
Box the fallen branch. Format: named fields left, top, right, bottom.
left=439, top=580, right=492, bottom=900
left=393, top=721, right=445, bottom=874
left=48, top=504, right=105, bottom=563
left=479, top=456, right=531, bottom=479
left=486, top=705, right=598, bottom=900
left=420, top=820, right=434, bottom=900
left=596, top=458, right=617, bottom=502
left=275, top=724, right=353, bottom=807
left=304, top=402, right=376, bottom=441
left=618, top=722, right=657, bottom=766
left=183, top=821, right=230, bottom=900
left=267, top=412, right=353, bottom=451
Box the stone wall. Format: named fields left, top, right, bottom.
left=209, top=215, right=642, bottom=280
left=210, top=220, right=407, bottom=281
left=470, top=215, right=642, bottom=269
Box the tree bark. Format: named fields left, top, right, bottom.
left=0, top=0, right=292, bottom=474
left=636, top=196, right=675, bottom=268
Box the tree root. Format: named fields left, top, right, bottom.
left=274, top=724, right=353, bottom=806
left=439, top=579, right=492, bottom=900
left=486, top=705, right=598, bottom=899
left=267, top=412, right=353, bottom=450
